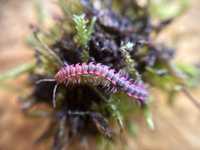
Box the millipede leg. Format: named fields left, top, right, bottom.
left=53, top=83, right=59, bottom=108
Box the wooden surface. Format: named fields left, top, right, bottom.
left=0, top=0, right=200, bottom=150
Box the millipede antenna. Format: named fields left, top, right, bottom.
left=36, top=79, right=56, bottom=84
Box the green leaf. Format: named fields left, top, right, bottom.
left=58, top=0, right=83, bottom=17
left=120, top=42, right=141, bottom=79
left=73, top=14, right=96, bottom=48
left=0, top=62, right=35, bottom=81
left=143, top=106, right=154, bottom=130
left=34, top=0, right=49, bottom=24
left=73, top=14, right=96, bottom=61
left=127, top=122, right=138, bottom=137
left=107, top=98, right=124, bottom=129
left=176, top=63, right=200, bottom=87
left=149, top=0, right=189, bottom=20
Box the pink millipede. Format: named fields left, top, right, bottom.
left=37, top=62, right=148, bottom=107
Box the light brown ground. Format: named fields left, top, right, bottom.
left=0, top=0, right=200, bottom=150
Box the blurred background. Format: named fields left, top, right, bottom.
left=0, top=0, right=200, bottom=149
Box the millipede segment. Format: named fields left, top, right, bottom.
left=54, top=62, right=148, bottom=104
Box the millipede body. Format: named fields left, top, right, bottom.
left=54, top=63, right=148, bottom=104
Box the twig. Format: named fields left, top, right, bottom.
left=33, top=32, right=63, bottom=65
left=0, top=62, right=35, bottom=81
left=182, top=87, right=200, bottom=111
